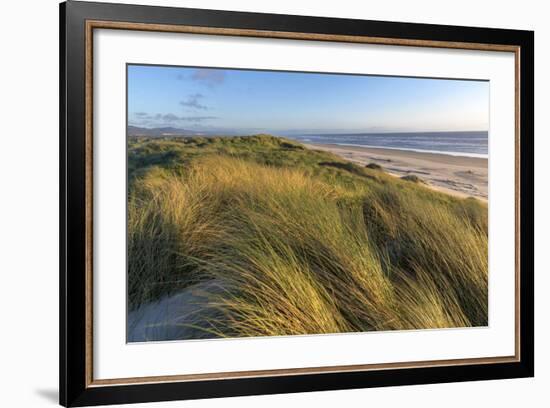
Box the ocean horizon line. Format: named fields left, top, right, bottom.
left=286, top=130, right=488, bottom=136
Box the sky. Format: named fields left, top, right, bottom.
left=127, top=64, right=489, bottom=135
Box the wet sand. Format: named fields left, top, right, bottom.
left=306, top=143, right=488, bottom=200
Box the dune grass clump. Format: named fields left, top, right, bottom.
left=127, top=135, right=488, bottom=338
left=127, top=167, right=230, bottom=309
left=366, top=162, right=383, bottom=170
left=401, top=174, right=423, bottom=183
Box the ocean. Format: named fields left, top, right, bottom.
left=288, top=131, right=488, bottom=158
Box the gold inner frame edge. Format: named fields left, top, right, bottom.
left=84, top=20, right=521, bottom=388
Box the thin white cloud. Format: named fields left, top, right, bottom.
left=191, top=69, right=226, bottom=86
left=180, top=93, right=208, bottom=110
left=130, top=111, right=218, bottom=127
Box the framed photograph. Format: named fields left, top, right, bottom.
left=60, top=1, right=534, bottom=406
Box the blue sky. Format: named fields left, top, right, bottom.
left=127, top=64, right=489, bottom=134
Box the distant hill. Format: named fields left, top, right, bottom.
left=128, top=126, right=239, bottom=137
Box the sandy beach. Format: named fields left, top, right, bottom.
left=306, top=143, right=488, bottom=200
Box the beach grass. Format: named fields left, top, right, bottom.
left=128, top=134, right=488, bottom=338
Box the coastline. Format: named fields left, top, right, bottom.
left=327, top=143, right=488, bottom=159
left=305, top=143, right=488, bottom=201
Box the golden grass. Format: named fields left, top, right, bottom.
left=128, top=152, right=488, bottom=338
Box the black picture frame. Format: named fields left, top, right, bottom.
left=60, top=1, right=534, bottom=406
